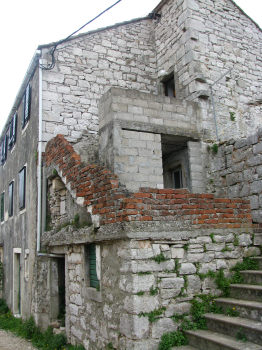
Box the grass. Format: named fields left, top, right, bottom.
left=136, top=291, right=144, bottom=296
left=210, top=233, right=216, bottom=243
left=0, top=300, right=85, bottom=350
left=211, top=143, right=218, bottom=154
left=158, top=330, right=188, bottom=350
left=236, top=328, right=247, bottom=342
left=149, top=287, right=159, bottom=296
left=152, top=253, right=167, bottom=264
left=139, top=307, right=166, bottom=323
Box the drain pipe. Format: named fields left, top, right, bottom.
left=36, top=53, right=63, bottom=259
left=37, top=53, right=43, bottom=254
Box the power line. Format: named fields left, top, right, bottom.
left=40, top=0, right=122, bottom=70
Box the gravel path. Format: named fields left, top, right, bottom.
left=0, top=330, right=36, bottom=350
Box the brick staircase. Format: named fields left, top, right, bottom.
left=175, top=257, right=262, bottom=350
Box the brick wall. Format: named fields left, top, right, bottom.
left=44, top=135, right=252, bottom=230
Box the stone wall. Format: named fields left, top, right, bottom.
left=50, top=227, right=258, bottom=350
left=154, top=0, right=262, bottom=141
left=205, top=128, right=262, bottom=224
left=41, top=19, right=157, bottom=147
left=98, top=87, right=201, bottom=192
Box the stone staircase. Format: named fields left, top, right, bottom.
left=175, top=257, right=262, bottom=350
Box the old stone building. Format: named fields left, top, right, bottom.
left=0, top=0, right=261, bottom=349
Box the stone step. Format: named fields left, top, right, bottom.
left=205, top=313, right=262, bottom=345
left=185, top=329, right=262, bottom=350
left=252, top=257, right=262, bottom=269
left=230, top=283, right=262, bottom=302
left=216, top=297, right=262, bottom=322
left=240, top=270, right=262, bottom=284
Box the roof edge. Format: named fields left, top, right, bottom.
left=38, top=16, right=150, bottom=49
left=152, top=0, right=261, bottom=31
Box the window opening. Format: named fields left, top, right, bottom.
left=0, top=193, right=4, bottom=222
left=19, top=167, right=26, bottom=210
left=8, top=113, right=17, bottom=150
left=1, top=134, right=8, bottom=165
left=8, top=182, right=14, bottom=217
left=22, top=84, right=31, bottom=128
left=163, top=74, right=176, bottom=98
left=173, top=166, right=183, bottom=189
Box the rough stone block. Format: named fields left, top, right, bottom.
left=124, top=295, right=159, bottom=314
left=238, top=234, right=252, bottom=246
left=152, top=318, right=178, bottom=338
left=160, top=277, right=184, bottom=291
left=180, top=263, right=196, bottom=274
left=171, top=248, right=184, bottom=259
left=187, top=275, right=201, bottom=294
left=120, top=314, right=149, bottom=340
left=165, top=302, right=191, bottom=317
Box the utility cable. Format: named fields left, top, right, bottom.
left=40, top=0, right=122, bottom=70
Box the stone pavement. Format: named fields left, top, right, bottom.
left=0, top=330, right=36, bottom=350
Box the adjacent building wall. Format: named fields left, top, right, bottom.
left=0, top=69, right=39, bottom=318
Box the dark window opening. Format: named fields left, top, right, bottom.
left=0, top=193, right=4, bottom=222
left=163, top=75, right=176, bottom=98
left=162, top=135, right=190, bottom=190
left=1, top=134, right=8, bottom=165
left=8, top=182, right=14, bottom=217
left=8, top=113, right=17, bottom=150
left=173, top=166, right=183, bottom=189
left=22, top=84, right=31, bottom=128
left=19, top=166, right=26, bottom=210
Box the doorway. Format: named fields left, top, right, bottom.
left=13, top=249, right=21, bottom=316
left=50, top=257, right=65, bottom=326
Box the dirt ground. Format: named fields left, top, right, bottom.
left=0, top=330, right=36, bottom=350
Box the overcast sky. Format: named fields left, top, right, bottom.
left=0, top=0, right=261, bottom=134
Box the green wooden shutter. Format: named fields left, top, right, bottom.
left=89, top=244, right=99, bottom=289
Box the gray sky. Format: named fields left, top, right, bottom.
left=0, top=0, right=261, bottom=134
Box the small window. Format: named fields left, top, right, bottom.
left=8, top=113, right=17, bottom=150
left=163, top=74, right=176, bottom=98
left=19, top=166, right=26, bottom=210
left=8, top=182, right=14, bottom=217
left=0, top=192, right=4, bottom=222
left=22, top=84, right=31, bottom=128
left=86, top=244, right=100, bottom=289
left=173, top=165, right=183, bottom=189
left=1, top=134, right=8, bottom=165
